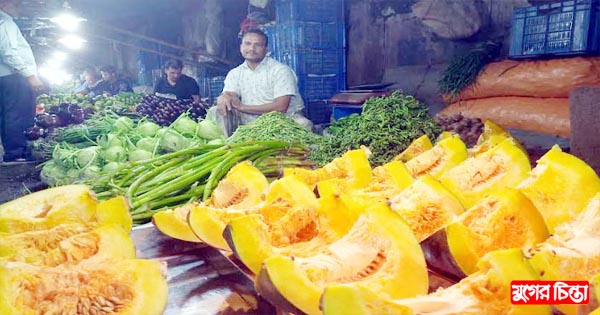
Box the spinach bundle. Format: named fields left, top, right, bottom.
left=310, top=91, right=442, bottom=166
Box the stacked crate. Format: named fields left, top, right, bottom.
left=272, top=0, right=346, bottom=125
left=509, top=0, right=600, bottom=58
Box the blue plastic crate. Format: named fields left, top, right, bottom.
left=276, top=0, right=344, bottom=22
left=262, top=23, right=278, bottom=53
left=276, top=48, right=346, bottom=75
left=298, top=73, right=346, bottom=101
left=510, top=0, right=600, bottom=58
left=304, top=100, right=332, bottom=125
left=332, top=105, right=362, bottom=121
left=275, top=21, right=346, bottom=50
left=208, top=76, right=226, bottom=101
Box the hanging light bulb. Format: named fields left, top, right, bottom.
left=50, top=13, right=86, bottom=31
left=58, top=34, right=86, bottom=49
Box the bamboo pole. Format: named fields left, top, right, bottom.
left=90, top=21, right=236, bottom=67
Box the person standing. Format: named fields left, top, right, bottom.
left=0, top=0, right=44, bottom=162
left=216, top=28, right=311, bottom=135
left=153, top=59, right=201, bottom=105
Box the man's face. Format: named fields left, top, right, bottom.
left=84, top=71, right=95, bottom=84
left=165, top=67, right=182, bottom=83
left=100, top=71, right=115, bottom=81
left=240, top=33, right=267, bottom=63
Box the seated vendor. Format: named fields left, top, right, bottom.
left=153, top=59, right=201, bottom=104
left=216, top=28, right=312, bottom=135
left=91, top=65, right=133, bottom=96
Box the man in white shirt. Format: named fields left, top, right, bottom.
left=0, top=0, right=44, bottom=162
left=216, top=28, right=312, bottom=135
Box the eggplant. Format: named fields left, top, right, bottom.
left=82, top=107, right=95, bottom=118
left=70, top=108, right=85, bottom=124
left=24, top=126, right=43, bottom=140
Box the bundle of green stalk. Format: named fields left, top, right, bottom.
left=84, top=140, right=312, bottom=225
left=310, top=91, right=442, bottom=166
left=227, top=111, right=322, bottom=147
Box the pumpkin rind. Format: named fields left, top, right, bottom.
left=152, top=204, right=202, bottom=243
left=393, top=134, right=433, bottom=162
left=517, top=145, right=600, bottom=232
left=320, top=249, right=551, bottom=315
left=224, top=195, right=366, bottom=274
left=446, top=188, right=549, bottom=275
left=257, top=201, right=428, bottom=315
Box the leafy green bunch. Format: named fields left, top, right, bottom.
left=310, top=91, right=442, bottom=166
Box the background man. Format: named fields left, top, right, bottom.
left=216, top=28, right=311, bottom=135
left=90, top=65, right=132, bottom=96
left=153, top=59, right=201, bottom=105
left=0, top=0, right=44, bottom=162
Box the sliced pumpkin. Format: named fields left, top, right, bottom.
left=256, top=201, right=428, bottom=315
left=0, top=185, right=97, bottom=233
left=188, top=175, right=318, bottom=250
left=357, top=161, right=414, bottom=200
left=152, top=204, right=202, bottom=243
left=0, top=223, right=135, bottom=266
left=224, top=194, right=366, bottom=274
left=0, top=187, right=131, bottom=233
left=446, top=188, right=549, bottom=275
left=440, top=137, right=531, bottom=208
left=405, top=134, right=468, bottom=179
left=0, top=259, right=168, bottom=315
left=320, top=248, right=551, bottom=315
left=285, top=147, right=372, bottom=190
left=389, top=174, right=464, bottom=242
left=206, top=161, right=269, bottom=209
left=517, top=145, right=600, bottom=232
left=467, top=120, right=522, bottom=157
left=393, top=134, right=433, bottom=162
left=526, top=192, right=600, bottom=315
left=95, top=195, right=133, bottom=232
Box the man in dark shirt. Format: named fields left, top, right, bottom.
left=91, top=65, right=133, bottom=96
left=153, top=59, right=200, bottom=104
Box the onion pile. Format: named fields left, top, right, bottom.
left=435, top=114, right=484, bottom=147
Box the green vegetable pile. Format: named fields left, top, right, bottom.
left=310, top=91, right=442, bottom=166
left=228, top=111, right=322, bottom=147
left=85, top=141, right=312, bottom=225
left=39, top=111, right=226, bottom=186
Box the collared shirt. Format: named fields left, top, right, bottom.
left=154, top=74, right=200, bottom=100
left=222, top=56, right=304, bottom=124
left=0, top=9, right=37, bottom=78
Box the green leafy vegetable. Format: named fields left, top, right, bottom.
left=310, top=91, right=442, bottom=166
left=228, top=111, right=321, bottom=147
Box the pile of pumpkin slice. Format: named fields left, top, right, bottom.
left=0, top=186, right=168, bottom=315
left=154, top=121, right=600, bottom=315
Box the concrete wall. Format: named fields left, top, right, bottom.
left=347, top=0, right=530, bottom=115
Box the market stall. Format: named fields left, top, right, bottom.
left=1, top=0, right=600, bottom=314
